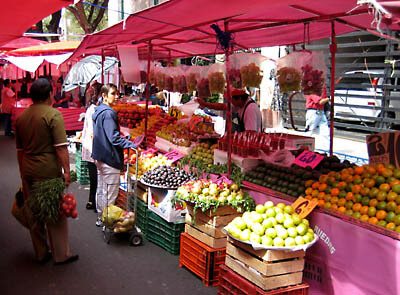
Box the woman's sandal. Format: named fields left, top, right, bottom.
left=55, top=255, right=79, bottom=265
left=86, top=202, right=95, bottom=210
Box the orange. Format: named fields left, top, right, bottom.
left=354, top=166, right=365, bottom=175
left=375, top=175, right=386, bottom=186
left=331, top=203, right=339, bottom=211
left=369, top=198, right=378, bottom=207
left=377, top=220, right=387, bottom=227
left=352, top=184, right=361, bottom=194
left=360, top=205, right=369, bottom=215
left=305, top=195, right=312, bottom=200
left=317, top=192, right=326, bottom=200
left=324, top=194, right=332, bottom=202
left=360, top=214, right=369, bottom=222
left=360, top=187, right=370, bottom=197
left=376, top=163, right=385, bottom=171
left=338, top=206, right=346, bottom=214
left=393, top=215, right=400, bottom=225
left=345, top=192, right=354, bottom=201
left=311, top=190, right=319, bottom=198
left=369, top=187, right=380, bottom=199
left=339, top=190, right=347, bottom=199
left=353, top=175, right=362, bottom=185
left=361, top=196, right=371, bottom=206
left=392, top=184, right=400, bottom=194
left=376, top=210, right=387, bottom=220
left=386, top=211, right=396, bottom=223
left=377, top=201, right=387, bottom=211
left=338, top=198, right=347, bottom=207
left=376, top=191, right=387, bottom=202
left=368, top=217, right=379, bottom=225
left=395, top=195, right=400, bottom=205
left=331, top=188, right=340, bottom=197
left=352, top=211, right=362, bottom=219
left=345, top=200, right=354, bottom=210
left=379, top=183, right=391, bottom=193
left=354, top=193, right=363, bottom=203
left=386, top=222, right=396, bottom=231
left=363, top=178, right=375, bottom=188
left=305, top=179, right=314, bottom=187
left=390, top=179, right=400, bottom=188
left=318, top=199, right=325, bottom=207
left=305, top=187, right=313, bottom=195
left=387, top=191, right=398, bottom=202
left=323, top=202, right=332, bottom=209
left=352, top=203, right=362, bottom=212
left=381, top=168, right=393, bottom=178
left=395, top=205, right=400, bottom=214
left=368, top=206, right=377, bottom=217
left=345, top=209, right=354, bottom=216
left=319, top=175, right=328, bottom=184
left=319, top=183, right=328, bottom=193
left=331, top=196, right=339, bottom=204
left=312, top=181, right=321, bottom=190
left=387, top=201, right=397, bottom=212
left=343, top=174, right=354, bottom=183
left=367, top=166, right=377, bottom=175
left=337, top=181, right=347, bottom=190
left=386, top=163, right=396, bottom=170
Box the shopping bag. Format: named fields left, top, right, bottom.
left=11, top=186, right=30, bottom=228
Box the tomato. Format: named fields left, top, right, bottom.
left=61, top=203, right=69, bottom=211
left=71, top=210, right=78, bottom=219
left=65, top=209, right=71, bottom=216
left=71, top=199, right=77, bottom=208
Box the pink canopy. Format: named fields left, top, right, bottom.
left=67, top=0, right=399, bottom=62
left=0, top=37, right=47, bottom=53
left=0, top=0, right=73, bottom=47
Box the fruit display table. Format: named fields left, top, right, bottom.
left=243, top=188, right=400, bottom=295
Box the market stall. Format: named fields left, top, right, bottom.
left=64, top=1, right=400, bottom=294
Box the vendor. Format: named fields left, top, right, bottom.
left=197, top=88, right=262, bottom=132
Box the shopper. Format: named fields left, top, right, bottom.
left=81, top=89, right=101, bottom=211
left=15, top=78, right=78, bottom=265
left=92, top=83, right=138, bottom=226
left=305, top=85, right=330, bottom=149
left=1, top=79, right=16, bottom=136
left=197, top=88, right=262, bottom=132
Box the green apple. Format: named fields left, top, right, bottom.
left=255, top=204, right=266, bottom=214
left=264, top=201, right=274, bottom=209
left=266, top=208, right=276, bottom=218
left=307, top=228, right=314, bottom=235
left=202, top=187, right=209, bottom=195
left=273, top=236, right=284, bottom=247
left=277, top=228, right=288, bottom=239
left=287, top=227, right=298, bottom=238
left=302, top=219, right=310, bottom=227
left=274, top=207, right=283, bottom=214
left=291, top=213, right=302, bottom=225
left=296, top=224, right=308, bottom=236
left=302, top=234, right=312, bottom=244
left=284, top=217, right=294, bottom=229
left=284, top=205, right=294, bottom=214
left=239, top=229, right=251, bottom=241
left=262, top=218, right=273, bottom=230
left=276, top=203, right=286, bottom=209
left=231, top=227, right=242, bottom=239
left=275, top=212, right=285, bottom=224
left=265, top=227, right=277, bottom=239
left=251, top=222, right=265, bottom=236
left=251, top=212, right=263, bottom=223
left=250, top=232, right=262, bottom=244
left=284, top=237, right=296, bottom=247
left=267, top=217, right=278, bottom=226
left=295, top=235, right=305, bottom=245
left=232, top=217, right=247, bottom=230
left=261, top=235, right=273, bottom=246
left=306, top=232, right=315, bottom=242
left=274, top=224, right=284, bottom=232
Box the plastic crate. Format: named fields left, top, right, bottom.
left=179, top=232, right=226, bottom=287
left=146, top=210, right=185, bottom=255
left=218, top=264, right=309, bottom=295
left=135, top=199, right=149, bottom=236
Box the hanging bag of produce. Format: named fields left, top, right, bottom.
left=185, top=65, right=203, bottom=94
left=197, top=64, right=211, bottom=99
left=207, top=63, right=226, bottom=95
left=230, top=52, right=266, bottom=89
left=300, top=51, right=327, bottom=95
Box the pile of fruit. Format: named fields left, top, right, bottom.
left=141, top=165, right=194, bottom=189
left=226, top=201, right=315, bottom=247
left=117, top=106, right=145, bottom=128
left=157, top=123, right=194, bottom=147
left=187, top=142, right=217, bottom=167
left=113, top=212, right=135, bottom=233
left=128, top=152, right=171, bottom=178
left=304, top=163, right=400, bottom=233
left=174, top=179, right=255, bottom=213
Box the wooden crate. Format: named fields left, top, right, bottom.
left=185, top=204, right=242, bottom=227
left=185, top=213, right=226, bottom=239
left=225, top=238, right=305, bottom=291
left=185, top=224, right=227, bottom=249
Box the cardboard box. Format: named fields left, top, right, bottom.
left=147, top=187, right=186, bottom=223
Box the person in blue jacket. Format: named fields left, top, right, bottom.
left=92, top=83, right=137, bottom=227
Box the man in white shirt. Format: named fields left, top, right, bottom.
left=1, top=79, right=16, bottom=136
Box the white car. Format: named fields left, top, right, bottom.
left=333, top=70, right=400, bottom=127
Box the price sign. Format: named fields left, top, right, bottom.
left=142, top=148, right=157, bottom=155
left=293, top=150, right=324, bottom=169
left=164, top=150, right=184, bottom=163
left=168, top=107, right=181, bottom=118
left=291, top=197, right=318, bottom=218
left=132, top=135, right=144, bottom=147
left=367, top=131, right=400, bottom=168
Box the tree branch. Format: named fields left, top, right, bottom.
left=88, top=0, right=98, bottom=23
left=92, top=0, right=109, bottom=32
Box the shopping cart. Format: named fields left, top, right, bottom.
left=102, top=147, right=143, bottom=246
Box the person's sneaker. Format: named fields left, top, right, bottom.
left=95, top=218, right=102, bottom=227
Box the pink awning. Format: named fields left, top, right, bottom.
left=0, top=0, right=73, bottom=47
left=0, top=37, right=47, bottom=53
left=9, top=41, right=80, bottom=56
left=67, top=0, right=399, bottom=62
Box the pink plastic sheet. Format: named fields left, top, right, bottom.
left=67, top=0, right=398, bottom=62
left=245, top=189, right=400, bottom=295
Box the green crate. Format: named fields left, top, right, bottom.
left=79, top=179, right=90, bottom=185
left=146, top=211, right=185, bottom=255
left=134, top=199, right=149, bottom=236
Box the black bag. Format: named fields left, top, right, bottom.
left=324, top=101, right=331, bottom=121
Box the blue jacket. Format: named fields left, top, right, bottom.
left=92, top=103, right=136, bottom=170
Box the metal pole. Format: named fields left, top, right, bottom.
left=329, top=21, right=337, bottom=156
left=224, top=21, right=233, bottom=178
left=144, top=43, right=152, bottom=148
left=101, top=49, right=105, bottom=84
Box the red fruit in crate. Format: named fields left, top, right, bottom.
left=128, top=124, right=133, bottom=129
